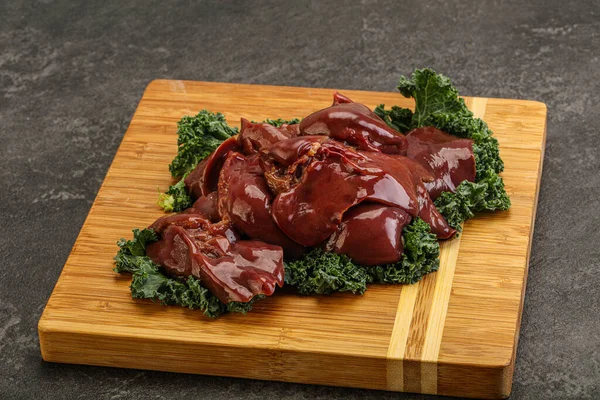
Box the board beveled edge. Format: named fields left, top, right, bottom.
left=38, top=321, right=514, bottom=399
left=37, top=79, right=548, bottom=399
left=38, top=322, right=510, bottom=398
left=501, top=107, right=548, bottom=399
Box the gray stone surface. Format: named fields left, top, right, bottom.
left=1, top=0, right=599, bottom=398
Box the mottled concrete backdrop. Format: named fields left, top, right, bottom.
left=1, top=0, right=599, bottom=399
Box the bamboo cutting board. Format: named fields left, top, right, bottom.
left=38, top=80, right=547, bottom=399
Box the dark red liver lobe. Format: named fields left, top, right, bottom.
left=238, top=118, right=299, bottom=155
left=406, top=126, right=476, bottom=199
left=299, top=92, right=408, bottom=154
left=146, top=215, right=284, bottom=304
left=188, top=192, right=220, bottom=222
left=416, top=183, right=456, bottom=239
left=267, top=135, right=328, bottom=166
left=218, top=151, right=305, bottom=258
left=149, top=212, right=239, bottom=242
left=149, top=212, right=211, bottom=235
left=184, top=136, right=240, bottom=199
left=325, top=203, right=411, bottom=266
left=359, top=150, right=455, bottom=238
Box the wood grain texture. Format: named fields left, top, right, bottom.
left=38, top=80, right=547, bottom=399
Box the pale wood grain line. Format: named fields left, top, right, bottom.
left=402, top=270, right=438, bottom=393
left=386, top=283, right=421, bottom=391
left=420, top=235, right=463, bottom=393
left=469, top=97, right=489, bottom=119
left=418, top=97, right=487, bottom=394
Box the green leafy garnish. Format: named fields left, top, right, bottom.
left=434, top=169, right=511, bottom=229
left=158, top=110, right=237, bottom=212
left=114, top=228, right=158, bottom=271
left=157, top=174, right=193, bottom=212
left=169, top=110, right=238, bottom=179
left=114, top=228, right=258, bottom=318
left=368, top=217, right=439, bottom=284
left=284, top=249, right=370, bottom=295
left=374, top=105, right=413, bottom=133
left=473, top=134, right=504, bottom=180
left=397, top=68, right=472, bottom=129
left=261, top=118, right=300, bottom=127
left=129, top=263, right=261, bottom=317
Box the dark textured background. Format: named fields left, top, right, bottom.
left=1, top=0, right=599, bottom=399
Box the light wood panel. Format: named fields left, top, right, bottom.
left=38, top=80, right=547, bottom=399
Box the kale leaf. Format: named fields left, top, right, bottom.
left=262, top=118, right=300, bottom=127
left=114, top=228, right=258, bottom=318
left=368, top=218, right=439, bottom=284
left=158, top=110, right=237, bottom=212
left=157, top=175, right=193, bottom=212
left=473, top=134, right=504, bottom=180
left=434, top=169, right=511, bottom=230
left=114, top=228, right=158, bottom=272
left=397, top=68, right=473, bottom=129
left=129, top=263, right=259, bottom=318
left=284, top=249, right=370, bottom=295
left=374, top=104, right=413, bottom=133
left=169, top=110, right=238, bottom=179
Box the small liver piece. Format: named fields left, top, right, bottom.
left=184, top=136, right=240, bottom=199
left=300, top=92, right=408, bottom=154
left=406, top=126, right=476, bottom=199
left=146, top=221, right=285, bottom=304
left=325, top=203, right=411, bottom=265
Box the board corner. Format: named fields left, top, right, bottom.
left=498, top=355, right=516, bottom=399
left=143, top=78, right=167, bottom=93
left=37, top=312, right=58, bottom=362
left=482, top=356, right=516, bottom=399
left=516, top=98, right=548, bottom=117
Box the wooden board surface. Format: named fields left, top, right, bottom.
left=38, top=80, right=547, bottom=399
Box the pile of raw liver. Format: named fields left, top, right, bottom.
left=146, top=93, right=476, bottom=303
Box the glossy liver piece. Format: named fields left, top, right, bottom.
left=218, top=151, right=305, bottom=258
left=406, top=126, right=476, bottom=199
left=299, top=93, right=408, bottom=154
left=184, top=136, right=240, bottom=199
left=325, top=203, right=411, bottom=265
left=238, top=118, right=299, bottom=155
left=146, top=224, right=285, bottom=304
